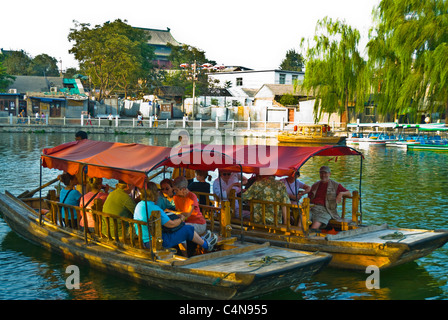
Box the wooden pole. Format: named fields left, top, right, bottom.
left=220, top=200, right=231, bottom=238
left=18, top=177, right=59, bottom=199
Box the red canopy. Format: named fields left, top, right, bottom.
left=42, top=140, right=363, bottom=187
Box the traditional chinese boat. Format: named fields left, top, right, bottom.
left=177, top=144, right=448, bottom=271
left=277, top=124, right=345, bottom=145
left=0, top=140, right=332, bottom=300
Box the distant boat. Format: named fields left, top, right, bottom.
left=406, top=124, right=448, bottom=151
left=277, top=124, right=345, bottom=144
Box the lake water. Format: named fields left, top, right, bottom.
left=0, top=131, right=447, bottom=300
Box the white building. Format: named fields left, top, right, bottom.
left=208, top=69, right=304, bottom=89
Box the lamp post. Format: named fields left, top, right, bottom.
left=180, top=61, right=213, bottom=120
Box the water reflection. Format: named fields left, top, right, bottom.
left=1, top=229, right=183, bottom=300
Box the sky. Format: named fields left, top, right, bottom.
left=1, top=0, right=380, bottom=72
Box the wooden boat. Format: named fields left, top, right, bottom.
left=171, top=144, right=448, bottom=271
left=0, top=140, right=332, bottom=300
left=277, top=124, right=346, bottom=144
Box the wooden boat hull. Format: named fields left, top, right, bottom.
left=233, top=224, right=448, bottom=271
left=0, top=192, right=331, bottom=300
left=277, top=133, right=345, bottom=144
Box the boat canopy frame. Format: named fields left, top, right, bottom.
left=39, top=140, right=365, bottom=237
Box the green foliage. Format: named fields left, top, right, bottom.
left=368, top=0, right=448, bottom=117
left=163, top=44, right=215, bottom=97
left=0, top=59, right=15, bottom=92
left=68, top=19, right=155, bottom=99
left=2, top=50, right=59, bottom=76
left=30, top=54, right=60, bottom=76
left=279, top=93, right=298, bottom=106
left=279, top=49, right=304, bottom=71
left=300, top=17, right=367, bottom=126
left=2, top=50, right=32, bottom=75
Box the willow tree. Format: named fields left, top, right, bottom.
left=300, top=17, right=367, bottom=128
left=367, top=0, right=448, bottom=123
left=68, top=19, right=154, bottom=100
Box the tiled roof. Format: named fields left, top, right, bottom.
left=136, top=27, right=181, bottom=46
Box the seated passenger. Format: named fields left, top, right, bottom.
left=172, top=176, right=207, bottom=236
left=59, top=172, right=82, bottom=227
left=244, top=174, right=291, bottom=225
left=102, top=180, right=136, bottom=237
left=134, top=181, right=217, bottom=253
left=212, top=171, right=246, bottom=217
left=156, top=178, right=176, bottom=211
left=79, top=177, right=109, bottom=232
left=188, top=170, right=212, bottom=206
left=280, top=174, right=311, bottom=205
left=307, top=166, right=351, bottom=232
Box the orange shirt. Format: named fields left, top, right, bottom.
left=173, top=191, right=206, bottom=225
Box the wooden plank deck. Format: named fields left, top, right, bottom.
left=176, top=245, right=319, bottom=275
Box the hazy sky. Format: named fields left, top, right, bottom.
left=2, top=0, right=380, bottom=71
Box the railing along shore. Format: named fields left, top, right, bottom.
left=0, top=114, right=345, bottom=136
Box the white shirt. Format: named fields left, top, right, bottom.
left=213, top=173, right=240, bottom=200
left=281, top=178, right=306, bottom=196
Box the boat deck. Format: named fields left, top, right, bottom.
left=175, top=244, right=320, bottom=275
left=324, top=224, right=448, bottom=245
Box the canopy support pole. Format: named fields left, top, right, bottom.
left=81, top=165, right=89, bottom=244
left=143, top=179, right=155, bottom=261
left=39, top=158, right=43, bottom=226
left=295, top=170, right=307, bottom=236
left=359, top=156, right=363, bottom=224
left=239, top=166, right=244, bottom=244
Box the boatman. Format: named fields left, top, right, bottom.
left=307, top=166, right=351, bottom=232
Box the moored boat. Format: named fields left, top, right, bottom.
left=406, top=125, right=448, bottom=151
left=0, top=140, right=332, bottom=300
left=180, top=144, right=448, bottom=271
left=277, top=124, right=345, bottom=145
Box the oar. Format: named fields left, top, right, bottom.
left=18, top=177, right=59, bottom=198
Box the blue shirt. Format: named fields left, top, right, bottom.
left=134, top=201, right=169, bottom=243
left=156, top=195, right=176, bottom=211
left=59, top=188, right=81, bottom=219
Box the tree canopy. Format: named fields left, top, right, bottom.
left=367, top=0, right=448, bottom=121
left=162, top=44, right=216, bottom=97
left=2, top=50, right=59, bottom=76
left=0, top=57, right=15, bottom=92
left=279, top=49, right=304, bottom=72
left=300, top=17, right=367, bottom=126
left=68, top=19, right=155, bottom=100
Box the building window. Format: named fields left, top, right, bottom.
left=236, top=78, right=243, bottom=86
left=365, top=106, right=375, bottom=116
left=279, top=74, right=286, bottom=84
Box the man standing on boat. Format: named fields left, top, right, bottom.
left=307, top=166, right=351, bottom=232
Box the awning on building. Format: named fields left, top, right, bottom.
left=30, top=96, right=66, bottom=103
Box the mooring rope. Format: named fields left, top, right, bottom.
left=379, top=231, right=406, bottom=241
left=212, top=252, right=321, bottom=285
